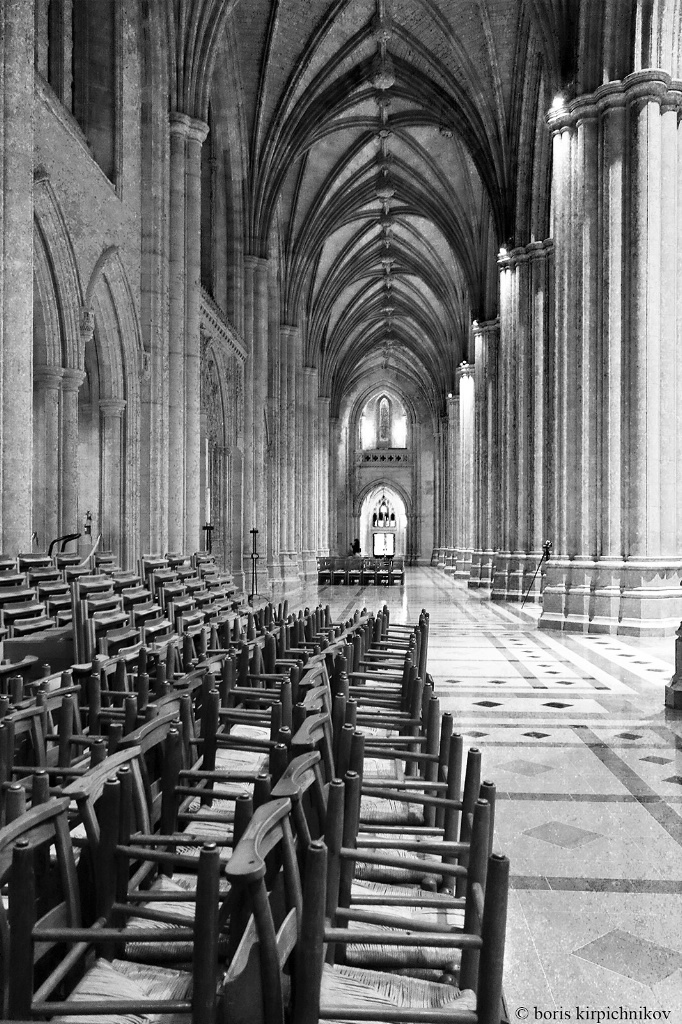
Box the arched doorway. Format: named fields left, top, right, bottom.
left=359, top=484, right=407, bottom=559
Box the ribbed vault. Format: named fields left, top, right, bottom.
left=221, top=0, right=672, bottom=422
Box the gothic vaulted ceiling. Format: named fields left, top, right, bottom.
left=213, top=0, right=652, bottom=417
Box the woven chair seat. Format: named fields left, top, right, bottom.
left=214, top=745, right=268, bottom=774
left=53, top=955, right=191, bottom=1023
left=178, top=818, right=234, bottom=859
left=124, top=875, right=201, bottom=962
left=362, top=756, right=403, bottom=781
left=354, top=835, right=442, bottom=884
left=344, top=884, right=464, bottom=968
left=320, top=963, right=476, bottom=1019
left=359, top=794, right=424, bottom=826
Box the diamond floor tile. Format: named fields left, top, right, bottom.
left=523, top=820, right=603, bottom=848
left=572, top=929, right=680, bottom=985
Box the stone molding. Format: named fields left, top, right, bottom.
left=497, top=239, right=553, bottom=269
left=200, top=288, right=246, bottom=362
left=547, top=70, right=682, bottom=133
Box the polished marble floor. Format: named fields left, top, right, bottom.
left=306, top=567, right=682, bottom=1020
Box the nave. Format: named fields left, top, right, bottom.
left=315, top=570, right=682, bottom=1017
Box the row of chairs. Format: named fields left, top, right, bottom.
left=318, top=556, right=405, bottom=586
left=0, top=548, right=244, bottom=645
left=0, top=599, right=510, bottom=1022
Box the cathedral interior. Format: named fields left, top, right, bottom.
left=0, top=0, right=681, bottom=1020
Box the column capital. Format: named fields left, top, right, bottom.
left=456, top=361, right=474, bottom=382
left=61, top=367, right=86, bottom=392
left=318, top=395, right=331, bottom=408
left=245, top=254, right=269, bottom=271
left=547, top=70, right=682, bottom=133
left=33, top=364, right=64, bottom=390
left=472, top=317, right=500, bottom=339
left=303, top=365, right=318, bottom=377
left=169, top=111, right=209, bottom=144
left=99, top=398, right=126, bottom=418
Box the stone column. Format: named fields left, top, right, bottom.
left=251, top=258, right=269, bottom=561
left=494, top=244, right=552, bottom=602
left=61, top=368, right=85, bottom=535
left=301, top=366, right=318, bottom=579
left=329, top=415, right=341, bottom=555
left=99, top=399, right=126, bottom=555
left=242, top=258, right=255, bottom=554
left=279, top=325, right=299, bottom=581
left=543, top=72, right=682, bottom=637
left=184, top=118, right=208, bottom=555
left=167, top=112, right=208, bottom=556
left=2, top=0, right=34, bottom=554
left=318, top=396, right=331, bottom=555
left=33, top=366, right=63, bottom=548
left=278, top=325, right=289, bottom=560
left=433, top=422, right=443, bottom=566
left=286, top=327, right=300, bottom=558
left=469, top=320, right=499, bottom=589
left=440, top=401, right=455, bottom=570
left=445, top=397, right=459, bottom=575
left=455, top=363, right=475, bottom=579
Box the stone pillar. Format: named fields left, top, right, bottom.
left=60, top=368, right=85, bottom=535
left=329, top=415, right=341, bottom=555
left=2, top=0, right=34, bottom=554
left=286, top=327, right=300, bottom=558
left=493, top=244, right=552, bottom=602
left=279, top=325, right=300, bottom=581
left=278, top=325, right=289, bottom=561
left=318, top=396, right=331, bottom=555
left=167, top=112, right=208, bottom=556
left=469, top=320, right=499, bottom=589
left=542, top=72, right=682, bottom=637
left=184, top=118, right=208, bottom=556
left=33, top=366, right=62, bottom=549
left=242, top=258, right=255, bottom=553
left=301, top=366, right=318, bottom=579
left=444, top=397, right=459, bottom=575
left=99, top=399, right=126, bottom=555
left=251, top=258, right=268, bottom=557
left=455, top=364, right=475, bottom=579
left=439, top=401, right=453, bottom=570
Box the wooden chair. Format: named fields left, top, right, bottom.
left=5, top=789, right=224, bottom=1024
left=222, top=792, right=509, bottom=1024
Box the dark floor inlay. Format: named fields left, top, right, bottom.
left=617, top=732, right=642, bottom=740
left=466, top=730, right=488, bottom=738
left=524, top=819, right=602, bottom=848
left=501, top=759, right=553, bottom=777
left=640, top=755, right=674, bottom=765
left=524, top=731, right=550, bottom=739
left=663, top=775, right=682, bottom=786
left=572, top=929, right=680, bottom=986
left=490, top=679, right=506, bottom=684
left=475, top=700, right=502, bottom=707
left=544, top=701, right=572, bottom=709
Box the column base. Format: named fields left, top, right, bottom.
left=454, top=548, right=473, bottom=580
left=469, top=549, right=495, bottom=590
left=443, top=548, right=457, bottom=575
left=491, top=552, right=543, bottom=601
left=539, top=557, right=682, bottom=636
left=276, top=551, right=303, bottom=588
left=299, top=550, right=318, bottom=582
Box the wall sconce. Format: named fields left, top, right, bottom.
left=83, top=510, right=92, bottom=536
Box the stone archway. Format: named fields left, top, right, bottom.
left=79, top=248, right=142, bottom=568
left=354, top=478, right=416, bottom=565
left=32, top=176, right=84, bottom=552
